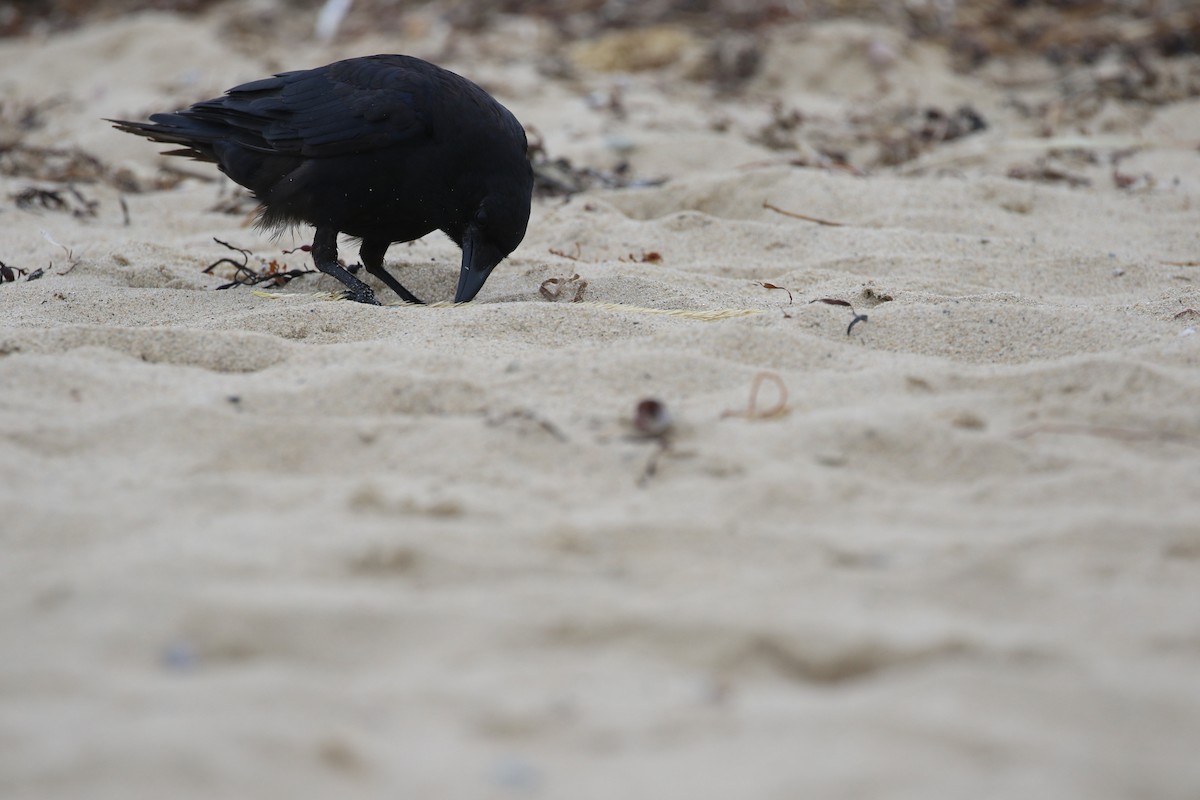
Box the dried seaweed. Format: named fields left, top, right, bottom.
left=0, top=260, right=28, bottom=284
left=202, top=238, right=316, bottom=290
left=756, top=281, right=792, bottom=304
left=0, top=0, right=222, bottom=38
left=8, top=1, right=1199, bottom=70
left=11, top=184, right=98, bottom=218
left=806, top=297, right=869, bottom=336
left=875, top=105, right=987, bottom=167
left=527, top=126, right=666, bottom=198
left=1008, top=160, right=1092, bottom=188
left=751, top=101, right=805, bottom=151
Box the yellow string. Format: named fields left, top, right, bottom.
left=251, top=291, right=764, bottom=320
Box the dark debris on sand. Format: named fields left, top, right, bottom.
left=7, top=1, right=1199, bottom=68
left=527, top=127, right=665, bottom=198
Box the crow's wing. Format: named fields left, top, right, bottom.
left=182, top=55, right=439, bottom=158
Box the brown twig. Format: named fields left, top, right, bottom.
left=757, top=281, right=793, bottom=304
left=762, top=201, right=845, bottom=227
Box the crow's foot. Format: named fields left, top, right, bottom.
left=342, top=286, right=381, bottom=305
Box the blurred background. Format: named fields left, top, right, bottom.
left=3, top=1, right=1198, bottom=68
left=4, top=0, right=1198, bottom=194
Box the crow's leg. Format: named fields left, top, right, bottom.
left=311, top=227, right=379, bottom=305
left=360, top=238, right=425, bottom=305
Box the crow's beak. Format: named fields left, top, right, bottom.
left=454, top=232, right=503, bottom=304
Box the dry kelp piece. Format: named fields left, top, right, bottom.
left=202, top=238, right=316, bottom=290
left=1008, top=160, right=1092, bottom=188
left=527, top=127, right=665, bottom=198
left=750, top=100, right=805, bottom=151
left=756, top=102, right=988, bottom=171
left=809, top=297, right=869, bottom=336
left=875, top=105, right=988, bottom=167
left=757, top=281, right=793, bottom=304
left=1, top=101, right=185, bottom=192
left=0, top=0, right=222, bottom=37
left=0, top=97, right=56, bottom=135
left=6, top=1, right=1198, bottom=68
left=0, top=260, right=37, bottom=284
left=946, top=2, right=1200, bottom=67
left=687, top=32, right=764, bottom=93
left=0, top=142, right=187, bottom=193
left=1, top=144, right=109, bottom=184
left=11, top=184, right=98, bottom=218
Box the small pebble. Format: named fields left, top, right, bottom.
left=633, top=398, right=672, bottom=438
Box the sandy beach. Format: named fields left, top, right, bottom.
left=2, top=2, right=1200, bottom=797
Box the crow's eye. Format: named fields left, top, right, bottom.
left=474, top=207, right=489, bottom=227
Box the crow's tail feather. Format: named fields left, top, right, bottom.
left=108, top=114, right=223, bottom=163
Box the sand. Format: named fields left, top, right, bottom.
left=2, top=5, right=1200, bottom=799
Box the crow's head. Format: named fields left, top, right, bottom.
left=454, top=159, right=533, bottom=304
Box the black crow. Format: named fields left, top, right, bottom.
left=111, top=55, right=533, bottom=305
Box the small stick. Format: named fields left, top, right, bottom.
left=757, top=282, right=793, bottom=304
left=762, top=201, right=845, bottom=227
left=810, top=297, right=853, bottom=308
